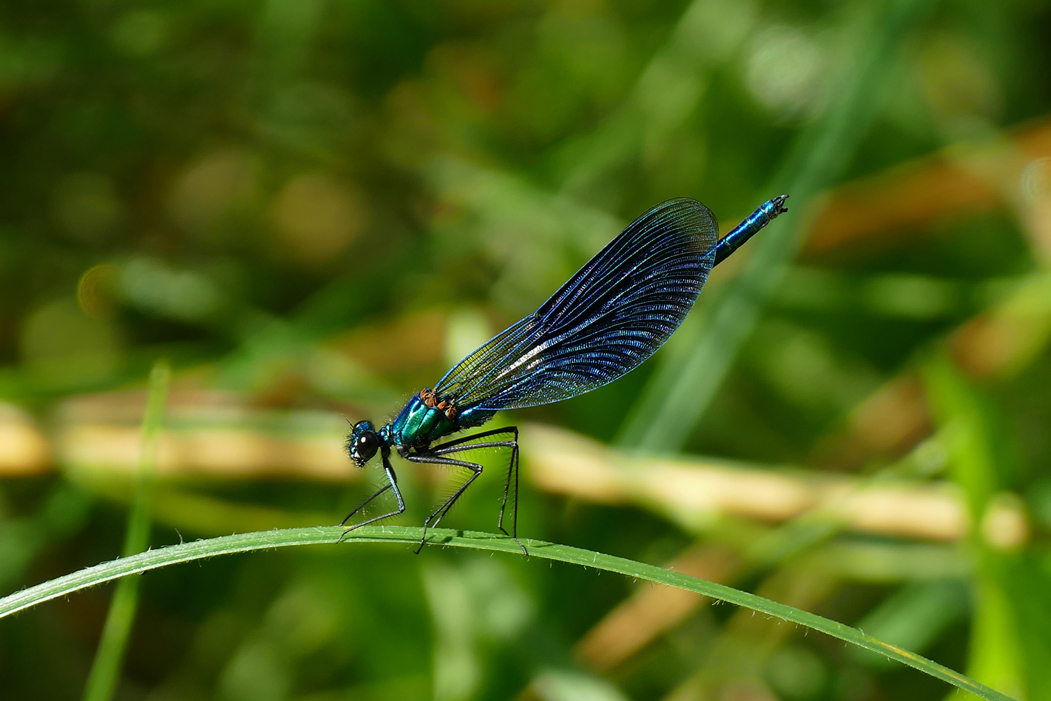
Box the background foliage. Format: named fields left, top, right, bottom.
left=2, top=0, right=1051, bottom=699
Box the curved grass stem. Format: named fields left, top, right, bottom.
left=0, top=525, right=1014, bottom=701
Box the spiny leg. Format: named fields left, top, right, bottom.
left=420, top=427, right=526, bottom=555
left=338, top=454, right=404, bottom=542
left=405, top=453, right=482, bottom=553
left=427, top=426, right=517, bottom=451
left=433, top=427, right=522, bottom=550
left=495, top=428, right=520, bottom=549
left=340, top=484, right=389, bottom=527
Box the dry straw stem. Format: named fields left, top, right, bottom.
left=806, top=117, right=1051, bottom=257
left=525, top=424, right=1028, bottom=547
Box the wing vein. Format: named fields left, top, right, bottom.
left=434, top=198, right=718, bottom=411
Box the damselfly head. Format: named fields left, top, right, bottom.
left=347, top=420, right=380, bottom=467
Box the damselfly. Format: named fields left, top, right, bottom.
left=343, top=195, right=789, bottom=553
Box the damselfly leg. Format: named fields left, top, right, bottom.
left=407, top=427, right=524, bottom=554
left=338, top=454, right=405, bottom=541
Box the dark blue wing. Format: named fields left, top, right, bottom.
left=434, top=197, right=718, bottom=411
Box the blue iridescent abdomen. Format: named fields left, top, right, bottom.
left=713, top=194, right=788, bottom=265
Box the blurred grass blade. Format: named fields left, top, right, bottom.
left=850, top=580, right=969, bottom=669
left=82, top=360, right=171, bottom=701
left=922, top=353, right=1005, bottom=523
left=922, top=355, right=1051, bottom=699
left=0, top=525, right=1015, bottom=701
left=618, top=0, right=936, bottom=451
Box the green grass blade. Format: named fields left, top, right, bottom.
left=618, top=0, right=936, bottom=451
left=81, top=360, right=171, bottom=701
left=923, top=355, right=1051, bottom=698
left=0, top=525, right=1014, bottom=701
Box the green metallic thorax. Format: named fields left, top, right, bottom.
left=389, top=396, right=457, bottom=448
left=386, top=394, right=495, bottom=450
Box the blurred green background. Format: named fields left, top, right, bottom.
left=3, top=0, right=1051, bottom=699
